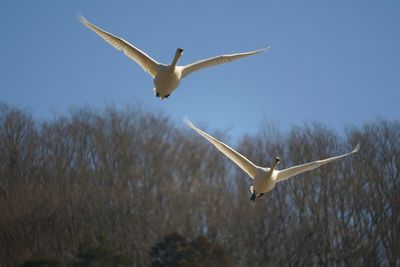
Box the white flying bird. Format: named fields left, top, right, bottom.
left=184, top=117, right=360, bottom=201
left=80, top=17, right=269, bottom=99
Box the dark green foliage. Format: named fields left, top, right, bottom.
left=74, top=237, right=132, bottom=267
left=150, top=232, right=233, bottom=267
left=20, top=257, right=60, bottom=267
left=150, top=232, right=191, bottom=267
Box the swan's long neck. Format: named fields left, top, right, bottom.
left=171, top=52, right=181, bottom=68
left=271, top=162, right=278, bottom=171
left=267, top=159, right=280, bottom=175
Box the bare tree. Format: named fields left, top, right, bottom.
left=0, top=102, right=398, bottom=266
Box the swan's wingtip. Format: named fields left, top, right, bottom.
left=352, top=143, right=360, bottom=153
left=78, top=14, right=88, bottom=24
left=182, top=115, right=191, bottom=126
left=259, top=46, right=271, bottom=53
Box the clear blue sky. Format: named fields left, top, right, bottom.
left=1, top=1, right=399, bottom=141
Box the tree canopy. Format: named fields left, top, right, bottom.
left=0, top=103, right=398, bottom=266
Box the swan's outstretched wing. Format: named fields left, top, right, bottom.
left=181, top=47, right=269, bottom=79
left=275, top=144, right=360, bottom=182
left=184, top=117, right=258, bottom=179
left=80, top=16, right=160, bottom=77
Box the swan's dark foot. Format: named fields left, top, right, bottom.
left=257, top=193, right=265, bottom=198
left=164, top=94, right=170, bottom=98
left=250, top=192, right=256, bottom=202
left=155, top=92, right=160, bottom=98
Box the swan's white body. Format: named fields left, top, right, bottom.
left=80, top=17, right=268, bottom=99
left=184, top=117, right=360, bottom=201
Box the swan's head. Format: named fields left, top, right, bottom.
left=176, top=48, right=184, bottom=57
left=271, top=157, right=281, bottom=170
left=270, top=157, right=281, bottom=170
left=171, top=48, right=184, bottom=66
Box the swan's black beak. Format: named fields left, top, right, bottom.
left=177, top=48, right=184, bottom=54
left=274, top=157, right=281, bottom=164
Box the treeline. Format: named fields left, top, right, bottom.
left=0, top=102, right=399, bottom=266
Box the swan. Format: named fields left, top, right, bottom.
left=80, top=17, right=269, bottom=99
left=184, top=117, right=360, bottom=201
